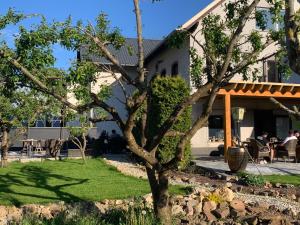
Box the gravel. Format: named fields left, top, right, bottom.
left=103, top=154, right=300, bottom=213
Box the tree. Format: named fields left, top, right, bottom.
left=67, top=113, right=91, bottom=164
left=0, top=87, right=59, bottom=167
left=0, top=1, right=275, bottom=223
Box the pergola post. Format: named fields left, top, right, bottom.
left=224, top=93, right=231, bottom=162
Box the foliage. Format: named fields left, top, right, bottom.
left=19, top=204, right=159, bottom=225
left=237, top=172, right=265, bottom=187
left=206, top=193, right=224, bottom=204
left=148, top=76, right=192, bottom=169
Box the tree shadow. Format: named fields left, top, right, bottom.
left=0, top=165, right=88, bottom=206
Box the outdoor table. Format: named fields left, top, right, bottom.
left=20, top=139, right=38, bottom=157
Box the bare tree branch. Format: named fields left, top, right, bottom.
left=133, top=0, right=146, bottom=84
left=270, top=97, right=300, bottom=119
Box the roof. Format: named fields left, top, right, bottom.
left=218, top=81, right=300, bottom=98
left=79, top=38, right=161, bottom=66
left=179, top=0, right=225, bottom=30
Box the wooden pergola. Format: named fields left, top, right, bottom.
left=218, top=81, right=300, bottom=160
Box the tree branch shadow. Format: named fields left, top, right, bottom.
left=0, top=165, right=89, bottom=206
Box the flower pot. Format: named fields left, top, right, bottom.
left=227, top=147, right=248, bottom=173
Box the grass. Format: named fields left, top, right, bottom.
left=263, top=174, right=300, bottom=186
left=0, top=158, right=185, bottom=206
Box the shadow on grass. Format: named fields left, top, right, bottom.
left=0, top=165, right=88, bottom=206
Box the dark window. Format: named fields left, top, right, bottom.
left=171, top=62, right=178, bottom=76
left=208, top=115, right=224, bottom=141
left=161, top=69, right=166, bottom=76
left=36, top=119, right=45, bottom=127
left=51, top=117, right=61, bottom=127
left=262, top=59, right=281, bottom=82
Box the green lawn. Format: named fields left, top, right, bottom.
left=264, top=174, right=300, bottom=186
left=0, top=158, right=184, bottom=206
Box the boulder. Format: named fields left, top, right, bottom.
left=172, top=205, right=185, bottom=215
left=212, top=207, right=230, bottom=219
left=203, top=201, right=217, bottom=221
left=213, top=187, right=234, bottom=202
left=0, top=206, right=7, bottom=219
left=142, top=193, right=153, bottom=204
left=7, top=206, right=22, bottom=222
left=230, top=200, right=245, bottom=212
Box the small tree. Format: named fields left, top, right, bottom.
left=67, top=113, right=91, bottom=164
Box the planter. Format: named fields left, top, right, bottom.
left=227, top=147, right=248, bottom=173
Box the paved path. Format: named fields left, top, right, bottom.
left=193, top=156, right=300, bottom=175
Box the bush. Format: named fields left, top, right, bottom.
left=148, top=76, right=192, bottom=169
left=238, top=172, right=265, bottom=187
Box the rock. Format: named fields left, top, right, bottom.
left=187, top=199, right=198, bottom=208
left=188, top=177, right=196, bottom=184
left=243, top=216, right=258, bottom=225
left=225, top=182, right=233, bottom=188
left=230, top=200, right=245, bottom=212
left=265, top=181, right=272, bottom=188
left=143, top=193, right=153, bottom=204
left=172, top=205, right=185, bottom=215
left=226, top=175, right=238, bottom=182
left=275, top=183, right=281, bottom=188
left=212, top=207, right=230, bottom=219
left=282, top=208, right=297, bottom=217
left=194, top=203, right=202, bottom=214
left=22, top=204, right=40, bottom=215
left=184, top=204, right=194, bottom=216
left=203, top=201, right=217, bottom=221
left=94, top=203, right=108, bottom=214
left=181, top=177, right=189, bottom=182
left=40, top=206, right=52, bottom=219
left=213, top=187, right=234, bottom=202
left=0, top=206, right=7, bottom=219
left=193, top=187, right=209, bottom=197
left=291, top=194, right=297, bottom=201
left=115, top=199, right=123, bottom=205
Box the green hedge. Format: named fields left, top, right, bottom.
left=148, top=75, right=192, bottom=169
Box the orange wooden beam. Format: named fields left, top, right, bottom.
left=224, top=94, right=231, bottom=162
left=218, top=89, right=300, bottom=98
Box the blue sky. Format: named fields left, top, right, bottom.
left=0, top=0, right=212, bottom=69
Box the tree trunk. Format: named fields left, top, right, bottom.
left=146, top=167, right=172, bottom=225
left=1, top=128, right=9, bottom=168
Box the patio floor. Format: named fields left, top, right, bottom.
left=192, top=148, right=300, bottom=175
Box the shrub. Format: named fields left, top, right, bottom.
left=238, top=172, right=265, bottom=187
left=148, top=76, right=192, bottom=169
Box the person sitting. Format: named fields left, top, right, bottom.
left=279, top=130, right=297, bottom=146
left=256, top=131, right=274, bottom=162
left=256, top=132, right=270, bottom=152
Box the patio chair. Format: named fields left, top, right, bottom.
left=249, top=138, right=270, bottom=162
left=276, top=139, right=298, bottom=163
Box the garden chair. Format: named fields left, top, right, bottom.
left=276, top=139, right=298, bottom=163
left=249, top=138, right=270, bottom=163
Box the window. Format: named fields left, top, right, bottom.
left=51, top=117, right=61, bottom=127
left=161, top=69, right=166, bottom=76
left=35, top=119, right=45, bottom=127
left=256, top=7, right=284, bottom=31
left=261, top=59, right=281, bottom=82
left=171, top=62, right=178, bottom=76
left=208, top=116, right=224, bottom=141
